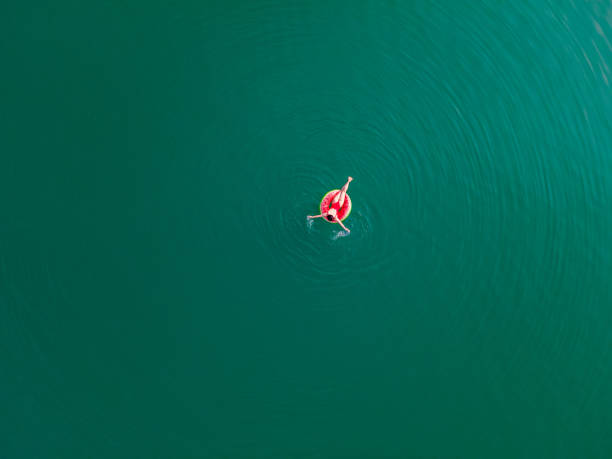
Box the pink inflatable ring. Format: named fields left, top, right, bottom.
left=319, top=190, right=352, bottom=223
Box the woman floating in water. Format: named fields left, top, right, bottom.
left=308, top=177, right=353, bottom=232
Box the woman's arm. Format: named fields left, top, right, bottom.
left=308, top=214, right=324, bottom=219
left=336, top=218, right=350, bottom=232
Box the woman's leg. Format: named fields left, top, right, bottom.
left=333, top=177, right=352, bottom=207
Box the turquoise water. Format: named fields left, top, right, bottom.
left=3, top=1, right=612, bottom=457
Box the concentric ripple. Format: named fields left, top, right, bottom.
left=195, top=1, right=612, bottom=324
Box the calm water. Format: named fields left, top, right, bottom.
left=3, top=1, right=612, bottom=457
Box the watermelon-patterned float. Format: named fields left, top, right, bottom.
left=319, top=190, right=352, bottom=223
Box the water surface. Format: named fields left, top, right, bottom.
left=2, top=1, right=612, bottom=457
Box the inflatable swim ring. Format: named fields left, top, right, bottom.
left=320, top=190, right=352, bottom=223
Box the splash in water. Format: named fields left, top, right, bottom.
left=332, top=230, right=350, bottom=240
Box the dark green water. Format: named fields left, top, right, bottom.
left=3, top=1, right=612, bottom=457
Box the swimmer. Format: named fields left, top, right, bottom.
left=308, top=177, right=353, bottom=232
